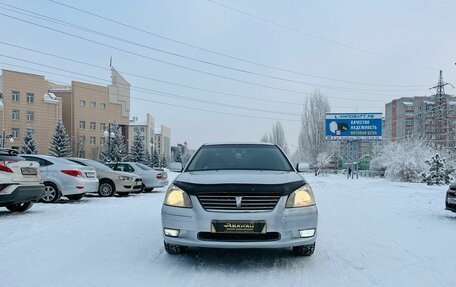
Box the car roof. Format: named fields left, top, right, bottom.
left=202, top=142, right=275, bottom=146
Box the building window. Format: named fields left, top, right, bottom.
left=26, top=111, right=35, bottom=121
left=90, top=122, right=96, bottom=130
left=90, top=102, right=96, bottom=108
left=100, top=123, right=106, bottom=131
left=12, top=91, right=20, bottom=102
left=100, top=103, right=106, bottom=109
left=79, top=150, right=85, bottom=158
left=405, top=120, right=414, bottom=126
left=11, top=128, right=19, bottom=138
left=80, top=100, right=86, bottom=106
left=140, top=127, right=145, bottom=132
left=79, top=136, right=85, bottom=144
left=26, top=93, right=34, bottom=103
left=79, top=121, right=86, bottom=129
left=90, top=137, right=96, bottom=145
left=100, top=137, right=106, bottom=145
left=11, top=110, right=19, bottom=120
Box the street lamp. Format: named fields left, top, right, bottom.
left=103, top=123, right=115, bottom=162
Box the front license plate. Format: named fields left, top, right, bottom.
left=211, top=220, right=266, bottom=234
left=21, top=167, right=37, bottom=175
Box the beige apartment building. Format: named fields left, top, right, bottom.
left=0, top=70, right=62, bottom=153
left=50, top=68, right=130, bottom=159
left=154, top=125, right=171, bottom=164
left=128, top=113, right=155, bottom=154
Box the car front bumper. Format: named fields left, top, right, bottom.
left=116, top=179, right=143, bottom=192
left=0, top=184, right=46, bottom=206
left=161, top=196, right=318, bottom=249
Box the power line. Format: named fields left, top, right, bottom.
left=47, top=0, right=428, bottom=88
left=207, top=0, right=439, bottom=72
left=0, top=41, right=392, bottom=104
left=0, top=4, right=429, bottom=95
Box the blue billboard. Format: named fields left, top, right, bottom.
left=325, top=113, right=382, bottom=141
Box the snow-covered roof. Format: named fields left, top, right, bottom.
left=43, top=93, right=59, bottom=104
left=403, top=101, right=413, bottom=105
left=424, top=101, right=435, bottom=105
left=449, top=101, right=456, bottom=106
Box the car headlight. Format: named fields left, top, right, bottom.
left=118, top=176, right=133, bottom=181
left=164, top=185, right=192, bottom=208
left=286, top=185, right=315, bottom=208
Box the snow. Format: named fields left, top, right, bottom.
left=1, top=173, right=455, bottom=287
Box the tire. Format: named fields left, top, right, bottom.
left=98, top=180, right=115, bottom=197
left=292, top=243, right=315, bottom=256
left=67, top=194, right=84, bottom=200
left=41, top=183, right=61, bottom=203
left=117, top=192, right=130, bottom=197
left=164, top=241, right=187, bottom=255
left=6, top=202, right=33, bottom=212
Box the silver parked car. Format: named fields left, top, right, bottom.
left=66, top=158, right=143, bottom=197
left=161, top=143, right=318, bottom=256
left=105, top=162, right=168, bottom=192
left=21, top=155, right=98, bottom=203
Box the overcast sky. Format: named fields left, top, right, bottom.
left=1, top=0, right=455, bottom=150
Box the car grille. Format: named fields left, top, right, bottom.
left=197, top=193, right=281, bottom=211
left=135, top=178, right=142, bottom=182
left=198, top=232, right=280, bottom=241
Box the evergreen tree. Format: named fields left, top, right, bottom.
left=152, top=149, right=160, bottom=167
left=161, top=155, right=167, bottom=168
left=143, top=150, right=152, bottom=167
left=175, top=150, right=182, bottom=163
left=19, top=128, right=38, bottom=154
left=49, top=120, right=71, bottom=157
left=423, top=153, right=454, bottom=185
left=100, top=123, right=127, bottom=162
left=129, top=131, right=145, bottom=162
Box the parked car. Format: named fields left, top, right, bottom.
left=0, top=149, right=45, bottom=212
left=21, top=155, right=98, bottom=203
left=446, top=183, right=456, bottom=212
left=161, top=142, right=318, bottom=256
left=105, top=162, right=168, bottom=192
left=66, top=158, right=142, bottom=197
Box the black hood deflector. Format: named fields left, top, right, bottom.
left=173, top=180, right=306, bottom=196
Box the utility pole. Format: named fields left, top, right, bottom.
left=430, top=70, right=453, bottom=148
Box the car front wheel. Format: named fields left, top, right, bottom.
left=164, top=241, right=187, bottom=254
left=98, top=181, right=115, bottom=197
left=6, top=202, right=33, bottom=212
left=292, top=243, right=315, bottom=256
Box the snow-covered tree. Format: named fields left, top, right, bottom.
left=298, top=90, right=330, bottom=168
left=49, top=120, right=71, bottom=157
left=143, top=150, right=152, bottom=167
left=129, top=131, right=145, bottom=163
left=315, top=151, right=332, bottom=175
left=19, top=128, right=38, bottom=154
left=269, top=121, right=288, bottom=154
left=100, top=123, right=127, bottom=162
left=174, top=150, right=182, bottom=163
left=152, top=149, right=160, bottom=167
left=423, top=153, right=454, bottom=185
left=161, top=155, right=167, bottom=168
left=370, top=138, right=434, bottom=182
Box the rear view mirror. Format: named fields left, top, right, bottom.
left=169, top=162, right=183, bottom=172
left=296, top=162, right=310, bottom=172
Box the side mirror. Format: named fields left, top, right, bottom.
left=296, top=162, right=310, bottom=172
left=168, top=162, right=183, bottom=172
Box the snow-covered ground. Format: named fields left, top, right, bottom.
left=1, top=173, right=455, bottom=287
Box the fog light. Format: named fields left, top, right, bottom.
left=164, top=228, right=180, bottom=237
left=299, top=229, right=315, bottom=238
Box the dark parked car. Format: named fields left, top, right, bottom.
left=446, top=183, right=456, bottom=212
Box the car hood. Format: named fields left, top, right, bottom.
left=173, top=170, right=305, bottom=195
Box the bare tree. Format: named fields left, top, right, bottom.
left=298, top=90, right=330, bottom=174
left=261, top=121, right=289, bottom=153
left=260, top=133, right=270, bottom=143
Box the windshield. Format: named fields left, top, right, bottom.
left=186, top=144, right=293, bottom=172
